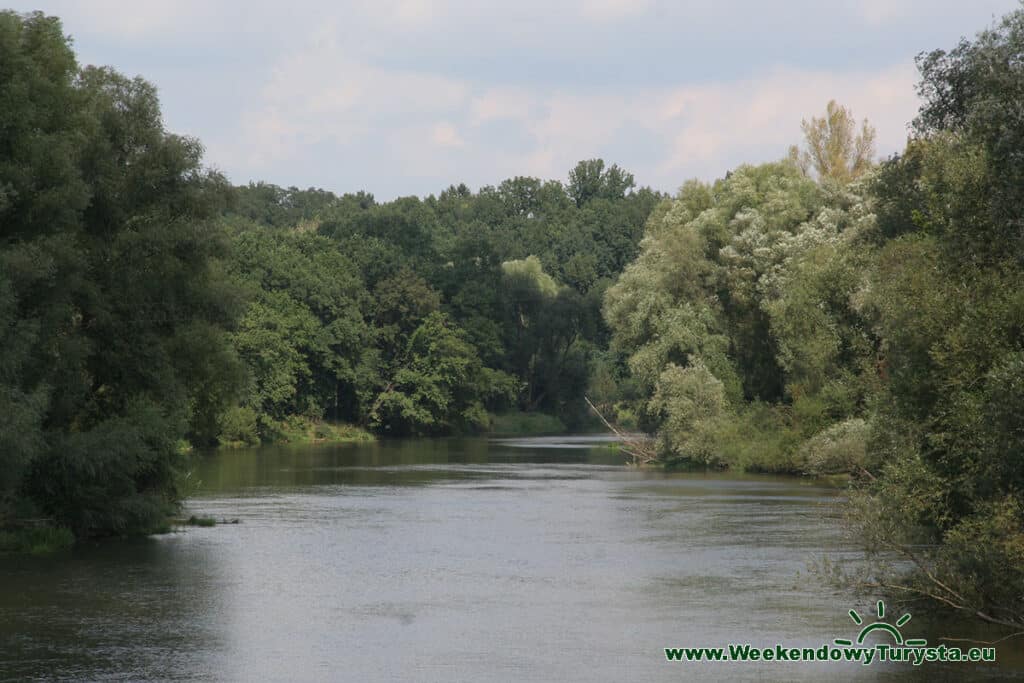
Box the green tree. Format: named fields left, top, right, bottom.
left=568, top=159, right=635, bottom=207
left=846, top=10, right=1024, bottom=627
left=226, top=229, right=371, bottom=432
left=604, top=158, right=879, bottom=469
left=0, top=12, right=243, bottom=537
left=369, top=312, right=515, bottom=434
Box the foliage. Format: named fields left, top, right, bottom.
left=217, top=149, right=660, bottom=437
left=259, top=415, right=374, bottom=445
left=0, top=11, right=243, bottom=539
left=216, top=406, right=260, bottom=447
left=369, top=312, right=516, bottom=435
left=0, top=526, right=74, bottom=555
left=648, top=362, right=727, bottom=465
left=789, top=100, right=877, bottom=183
left=604, top=157, right=877, bottom=467
left=798, top=418, right=870, bottom=476
left=846, top=9, right=1024, bottom=627
left=711, top=403, right=803, bottom=473
left=600, top=7, right=1024, bottom=628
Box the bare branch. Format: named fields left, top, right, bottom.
left=584, top=395, right=658, bottom=466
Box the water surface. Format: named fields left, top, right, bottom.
left=1, top=437, right=1019, bottom=681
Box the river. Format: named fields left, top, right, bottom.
left=0, top=436, right=1019, bottom=681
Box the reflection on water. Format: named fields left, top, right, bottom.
left=0, top=437, right=1019, bottom=681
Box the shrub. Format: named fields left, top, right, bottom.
left=799, top=418, right=870, bottom=475
left=217, top=406, right=260, bottom=447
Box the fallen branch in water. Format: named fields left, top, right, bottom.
left=939, top=631, right=1024, bottom=645
left=584, top=396, right=659, bottom=466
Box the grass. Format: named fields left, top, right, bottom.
left=488, top=411, right=566, bottom=435
left=0, top=526, right=75, bottom=555
left=218, top=415, right=376, bottom=448
left=274, top=417, right=376, bottom=445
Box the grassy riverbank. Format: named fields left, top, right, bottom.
left=218, top=415, right=376, bottom=448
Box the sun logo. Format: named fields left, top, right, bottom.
left=834, top=601, right=927, bottom=647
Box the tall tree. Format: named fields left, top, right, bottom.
left=789, top=100, right=877, bottom=183
left=851, top=9, right=1024, bottom=628
left=0, top=11, right=243, bottom=537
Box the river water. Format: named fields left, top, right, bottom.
left=0, top=436, right=1019, bottom=681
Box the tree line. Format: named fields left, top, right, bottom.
left=604, top=11, right=1024, bottom=629
left=219, top=158, right=660, bottom=444
left=2, top=7, right=1022, bottom=630
left=0, top=11, right=660, bottom=541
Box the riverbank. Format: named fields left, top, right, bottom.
left=219, top=411, right=579, bottom=449
left=218, top=416, right=376, bottom=449
left=0, top=525, right=74, bottom=556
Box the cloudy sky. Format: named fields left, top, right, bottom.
left=9, top=1, right=1019, bottom=198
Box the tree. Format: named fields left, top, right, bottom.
left=567, top=158, right=635, bottom=207
left=369, top=312, right=515, bottom=435
left=0, top=12, right=244, bottom=537
left=847, top=9, right=1024, bottom=628
left=789, top=100, right=876, bottom=184
left=371, top=268, right=442, bottom=353
left=604, top=157, right=880, bottom=469
left=226, top=229, right=371, bottom=432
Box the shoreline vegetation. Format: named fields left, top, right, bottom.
left=2, top=8, right=1022, bottom=632
left=216, top=410, right=575, bottom=449
left=216, top=416, right=376, bottom=448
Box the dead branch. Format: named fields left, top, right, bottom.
left=939, top=632, right=1024, bottom=646
left=584, top=395, right=658, bottom=466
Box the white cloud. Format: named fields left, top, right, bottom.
left=578, top=0, right=653, bottom=21
left=652, top=64, right=919, bottom=183
left=42, top=0, right=234, bottom=39
left=854, top=0, right=914, bottom=26
left=469, top=87, right=536, bottom=126
left=227, top=26, right=920, bottom=195
left=230, top=25, right=469, bottom=170
left=431, top=122, right=465, bottom=148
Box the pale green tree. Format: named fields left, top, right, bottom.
left=789, top=100, right=877, bottom=183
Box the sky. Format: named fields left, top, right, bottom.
left=7, top=1, right=1020, bottom=199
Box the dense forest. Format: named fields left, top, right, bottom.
left=220, top=158, right=659, bottom=443
left=0, top=10, right=661, bottom=541
left=1, top=8, right=1022, bottom=630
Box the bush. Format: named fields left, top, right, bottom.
left=712, top=403, right=803, bottom=473
left=799, top=418, right=869, bottom=475
left=217, top=406, right=260, bottom=447
left=264, top=415, right=375, bottom=444
left=649, top=362, right=727, bottom=466
left=612, top=402, right=639, bottom=430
